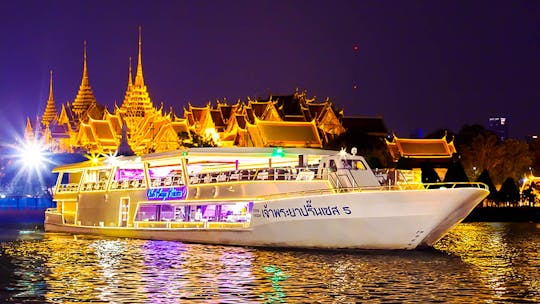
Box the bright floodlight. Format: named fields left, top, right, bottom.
left=20, top=141, right=45, bottom=170
left=8, top=138, right=54, bottom=193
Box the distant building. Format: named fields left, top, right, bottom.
left=488, top=117, right=509, bottom=140
left=525, top=135, right=539, bottom=144
left=385, top=134, right=457, bottom=183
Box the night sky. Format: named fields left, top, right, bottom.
left=1, top=0, right=538, bottom=143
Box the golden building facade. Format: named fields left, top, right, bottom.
left=27, top=29, right=366, bottom=156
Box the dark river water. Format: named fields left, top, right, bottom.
left=0, top=222, right=539, bottom=303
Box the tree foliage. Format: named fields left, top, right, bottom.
left=528, top=137, right=540, bottom=174
left=444, top=160, right=469, bottom=182
left=421, top=162, right=441, bottom=183
left=325, top=132, right=392, bottom=168
left=497, top=177, right=520, bottom=204
left=476, top=169, right=498, bottom=200
left=457, top=126, right=531, bottom=186
left=178, top=131, right=216, bottom=148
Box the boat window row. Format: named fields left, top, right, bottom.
left=55, top=164, right=321, bottom=193
left=55, top=165, right=186, bottom=193
left=133, top=202, right=253, bottom=229
left=188, top=167, right=316, bottom=184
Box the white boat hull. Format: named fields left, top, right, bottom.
left=46, top=186, right=488, bottom=250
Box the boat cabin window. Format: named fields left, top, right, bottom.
left=111, top=166, right=146, bottom=190
left=56, top=171, right=83, bottom=192
left=329, top=160, right=337, bottom=171
left=329, top=158, right=367, bottom=171
left=352, top=160, right=366, bottom=170
left=58, top=171, right=82, bottom=184
left=135, top=204, right=175, bottom=221
left=134, top=202, right=253, bottom=223
left=84, top=169, right=110, bottom=183
left=192, top=203, right=252, bottom=222
left=342, top=159, right=352, bottom=169
left=81, top=169, right=112, bottom=191
left=148, top=164, right=184, bottom=188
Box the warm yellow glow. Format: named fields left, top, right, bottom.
left=204, top=127, right=221, bottom=145
left=104, top=151, right=119, bottom=166
left=84, top=152, right=101, bottom=165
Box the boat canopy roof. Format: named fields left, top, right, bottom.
left=52, top=147, right=342, bottom=172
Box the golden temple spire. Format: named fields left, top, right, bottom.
left=72, top=40, right=98, bottom=117
left=24, top=117, right=34, bottom=141
left=48, top=69, right=54, bottom=101
left=128, top=56, right=133, bottom=88
left=134, top=26, right=145, bottom=87
left=41, top=70, right=58, bottom=126
left=118, top=25, right=156, bottom=140
left=81, top=40, right=89, bottom=87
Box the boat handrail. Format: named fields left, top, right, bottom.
left=256, top=182, right=489, bottom=201
left=186, top=167, right=318, bottom=185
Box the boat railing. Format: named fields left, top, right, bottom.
left=187, top=167, right=318, bottom=185
left=54, top=166, right=322, bottom=194
left=55, top=183, right=80, bottom=193
left=256, top=182, right=489, bottom=200
left=45, top=207, right=59, bottom=214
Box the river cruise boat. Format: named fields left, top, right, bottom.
left=45, top=147, right=489, bottom=250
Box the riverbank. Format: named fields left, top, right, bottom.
left=0, top=197, right=53, bottom=227
left=464, top=206, right=540, bottom=223
left=0, top=209, right=46, bottom=228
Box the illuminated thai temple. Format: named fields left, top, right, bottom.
left=385, top=134, right=457, bottom=182
left=27, top=28, right=385, bottom=156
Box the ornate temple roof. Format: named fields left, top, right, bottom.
left=248, top=118, right=323, bottom=148
left=306, top=103, right=326, bottom=121
left=71, top=41, right=98, bottom=118
left=386, top=135, right=457, bottom=162
left=217, top=102, right=235, bottom=123
left=57, top=104, right=71, bottom=127
left=75, top=118, right=119, bottom=153
left=41, top=70, right=58, bottom=126
left=24, top=117, right=34, bottom=141
left=210, top=109, right=226, bottom=131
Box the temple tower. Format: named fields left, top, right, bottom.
left=41, top=70, right=58, bottom=126
left=118, top=26, right=155, bottom=132
left=71, top=41, right=98, bottom=119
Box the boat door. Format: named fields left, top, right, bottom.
left=120, top=197, right=130, bottom=227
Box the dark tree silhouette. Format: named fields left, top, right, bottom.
left=421, top=162, right=440, bottom=184
left=455, top=124, right=494, bottom=148
left=476, top=169, right=498, bottom=200
left=497, top=177, right=520, bottom=205
left=529, top=137, right=540, bottom=174
left=325, top=132, right=392, bottom=168
left=424, top=128, right=456, bottom=140
left=444, top=161, right=469, bottom=183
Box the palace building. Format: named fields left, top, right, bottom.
left=26, top=28, right=387, bottom=156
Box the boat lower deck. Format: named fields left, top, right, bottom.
left=134, top=220, right=250, bottom=229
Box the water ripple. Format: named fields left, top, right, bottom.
left=0, top=223, right=539, bottom=303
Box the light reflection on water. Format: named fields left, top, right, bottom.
left=0, top=222, right=539, bottom=303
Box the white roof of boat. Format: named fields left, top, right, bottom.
left=52, top=147, right=341, bottom=172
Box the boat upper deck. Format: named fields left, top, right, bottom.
left=53, top=147, right=336, bottom=194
